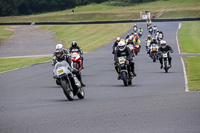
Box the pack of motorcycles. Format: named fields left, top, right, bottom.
left=53, top=24, right=171, bottom=101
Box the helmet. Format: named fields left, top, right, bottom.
left=116, top=37, right=121, bottom=42
left=120, top=39, right=125, bottom=42
left=128, top=36, right=133, bottom=43
left=55, top=49, right=63, bottom=59
left=160, top=40, right=166, bottom=48
left=118, top=41, right=126, bottom=51
left=56, top=44, right=63, bottom=50
left=71, top=41, right=77, bottom=47
left=134, top=33, right=137, bottom=35
left=148, top=35, right=151, bottom=39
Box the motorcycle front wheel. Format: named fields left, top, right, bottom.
left=61, top=79, right=74, bottom=101
left=121, top=71, right=128, bottom=86
left=164, top=60, right=168, bottom=73
left=77, top=87, right=85, bottom=99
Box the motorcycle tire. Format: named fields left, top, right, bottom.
left=121, top=71, right=128, bottom=86
left=153, top=55, right=156, bottom=62
left=77, top=87, right=85, bottom=99
left=61, top=80, right=74, bottom=101
left=164, top=60, right=168, bottom=73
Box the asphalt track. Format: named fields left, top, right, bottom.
left=0, top=22, right=200, bottom=133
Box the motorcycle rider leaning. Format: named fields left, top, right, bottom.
left=69, top=41, right=84, bottom=68
left=158, top=40, right=173, bottom=69
left=114, top=41, right=137, bottom=80
left=52, top=44, right=71, bottom=66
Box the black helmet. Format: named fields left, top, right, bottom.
left=71, top=41, right=77, bottom=47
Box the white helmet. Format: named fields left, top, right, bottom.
left=56, top=44, right=63, bottom=50
left=118, top=41, right=126, bottom=51
left=160, top=40, right=166, bottom=48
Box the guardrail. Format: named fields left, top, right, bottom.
left=0, top=18, right=200, bottom=25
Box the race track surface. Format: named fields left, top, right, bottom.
left=0, top=22, right=200, bottom=133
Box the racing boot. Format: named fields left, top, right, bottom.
left=160, top=64, right=163, bottom=69
left=132, top=70, right=137, bottom=77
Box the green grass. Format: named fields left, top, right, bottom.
left=0, top=0, right=199, bottom=23
left=178, top=21, right=200, bottom=53
left=0, top=57, right=52, bottom=72
left=40, top=23, right=133, bottom=52
left=0, top=26, right=13, bottom=42
left=183, top=56, right=200, bottom=91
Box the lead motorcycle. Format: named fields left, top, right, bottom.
left=53, top=61, right=85, bottom=101
left=160, top=51, right=170, bottom=73
left=117, top=56, right=133, bottom=86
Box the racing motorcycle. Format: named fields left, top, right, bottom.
left=146, top=40, right=151, bottom=54
left=134, top=43, right=140, bottom=55
left=127, top=43, right=135, bottom=57
left=160, top=51, right=170, bottom=73
left=117, top=57, right=133, bottom=86
left=133, top=26, right=137, bottom=33
left=149, top=44, right=159, bottom=62
left=149, top=27, right=153, bottom=35
left=71, top=52, right=82, bottom=71
left=53, top=61, right=85, bottom=101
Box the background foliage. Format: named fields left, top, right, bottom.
left=0, top=0, right=158, bottom=16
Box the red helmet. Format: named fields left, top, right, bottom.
left=116, top=37, right=121, bottom=42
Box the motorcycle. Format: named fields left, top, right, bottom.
left=149, top=27, right=153, bottom=35
left=160, top=51, right=170, bottom=73
left=71, top=52, right=82, bottom=71
left=134, top=43, right=140, bottom=55
left=53, top=61, right=85, bottom=101
left=133, top=26, right=137, bottom=33
left=153, top=26, right=157, bottom=34
left=146, top=40, right=151, bottom=53
left=127, top=43, right=135, bottom=57
left=149, top=44, right=159, bottom=62
left=117, top=57, right=133, bottom=86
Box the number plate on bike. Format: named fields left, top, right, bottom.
left=163, top=53, right=168, bottom=57
left=57, top=69, right=64, bottom=74
left=118, top=58, right=126, bottom=64
left=153, top=48, right=157, bottom=50
left=72, top=53, right=77, bottom=57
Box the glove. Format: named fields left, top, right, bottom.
left=171, top=50, right=174, bottom=53
left=72, top=68, right=79, bottom=74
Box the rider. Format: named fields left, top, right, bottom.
left=153, top=25, right=157, bottom=33
left=158, top=40, right=173, bottom=69
left=149, top=37, right=158, bottom=56
left=133, top=32, right=139, bottom=39
left=138, top=28, right=143, bottom=33
left=112, top=37, right=121, bottom=54
left=69, top=41, right=86, bottom=87
left=126, top=36, right=134, bottom=45
left=52, top=44, right=71, bottom=66
left=133, top=36, right=141, bottom=49
left=114, top=41, right=137, bottom=79
left=158, top=30, right=164, bottom=39
left=69, top=41, right=84, bottom=68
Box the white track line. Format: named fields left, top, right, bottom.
left=176, top=23, right=189, bottom=92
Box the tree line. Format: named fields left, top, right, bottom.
left=0, top=0, right=158, bottom=16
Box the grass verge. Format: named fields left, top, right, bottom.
left=0, top=0, right=199, bottom=22
left=0, top=26, right=13, bottom=42
left=40, top=23, right=133, bottom=52
left=183, top=56, right=200, bottom=91
left=178, top=21, right=200, bottom=53
left=0, top=57, right=52, bottom=72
